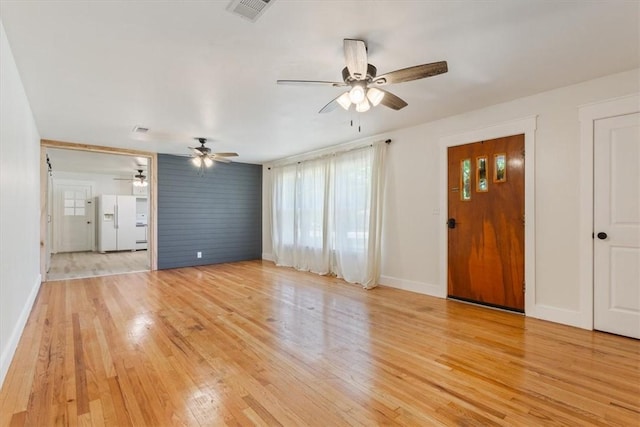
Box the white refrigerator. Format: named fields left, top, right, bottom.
left=98, top=195, right=136, bottom=252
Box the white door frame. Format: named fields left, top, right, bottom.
left=40, top=140, right=158, bottom=280
left=439, top=116, right=537, bottom=314
left=578, top=93, right=640, bottom=330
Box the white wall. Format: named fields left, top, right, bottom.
left=263, top=68, right=640, bottom=329
left=0, top=21, right=42, bottom=388
left=53, top=170, right=133, bottom=196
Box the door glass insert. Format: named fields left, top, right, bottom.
left=63, top=190, right=87, bottom=216
left=461, top=158, right=471, bottom=200
left=494, top=153, right=506, bottom=182
left=476, top=156, right=488, bottom=192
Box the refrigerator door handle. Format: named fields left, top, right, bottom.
left=115, top=204, right=118, bottom=229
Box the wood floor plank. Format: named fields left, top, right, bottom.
left=1, top=260, right=639, bottom=426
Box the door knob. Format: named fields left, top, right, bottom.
left=447, top=218, right=456, bottom=229
left=597, top=232, right=607, bottom=240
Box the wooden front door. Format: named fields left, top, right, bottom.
left=447, top=134, right=525, bottom=312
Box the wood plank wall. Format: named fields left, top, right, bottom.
left=157, top=154, right=262, bottom=269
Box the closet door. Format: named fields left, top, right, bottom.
left=593, top=113, right=640, bottom=339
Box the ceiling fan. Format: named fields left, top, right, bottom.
left=189, top=137, right=238, bottom=168
left=114, top=169, right=148, bottom=187
left=277, top=39, right=448, bottom=113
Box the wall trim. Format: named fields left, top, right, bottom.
left=262, top=252, right=274, bottom=262
left=0, top=274, right=41, bottom=389
left=439, top=116, right=538, bottom=318
left=379, top=275, right=445, bottom=298
left=528, top=304, right=585, bottom=329
left=577, top=93, right=640, bottom=330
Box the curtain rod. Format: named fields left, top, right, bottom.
left=267, top=139, right=391, bottom=170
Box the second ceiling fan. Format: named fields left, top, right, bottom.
left=277, top=39, right=448, bottom=113
left=114, top=169, right=148, bottom=187
left=189, top=138, right=238, bottom=168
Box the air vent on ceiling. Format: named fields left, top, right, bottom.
left=227, top=0, right=274, bottom=22
left=132, top=125, right=149, bottom=133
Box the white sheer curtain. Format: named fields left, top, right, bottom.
left=332, top=143, right=386, bottom=288
left=271, top=141, right=386, bottom=288
left=272, top=164, right=296, bottom=266
left=272, top=159, right=330, bottom=274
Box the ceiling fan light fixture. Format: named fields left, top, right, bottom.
left=192, top=156, right=202, bottom=167
left=203, top=157, right=214, bottom=167
left=366, top=87, right=385, bottom=106
left=133, top=179, right=148, bottom=187
left=336, top=92, right=351, bottom=110
left=356, top=98, right=370, bottom=113
left=349, top=85, right=366, bottom=104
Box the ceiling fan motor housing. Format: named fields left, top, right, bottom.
left=342, top=64, right=377, bottom=84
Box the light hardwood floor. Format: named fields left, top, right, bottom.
left=1, top=260, right=638, bottom=426
left=47, top=250, right=149, bottom=281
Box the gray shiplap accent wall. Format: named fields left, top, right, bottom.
left=157, top=154, right=262, bottom=269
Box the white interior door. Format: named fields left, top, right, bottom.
left=594, top=112, right=640, bottom=339
left=55, top=182, right=94, bottom=253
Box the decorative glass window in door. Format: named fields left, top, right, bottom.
left=64, top=191, right=86, bottom=216
left=476, top=156, right=488, bottom=192
left=460, top=158, right=471, bottom=200
left=494, top=153, right=506, bottom=182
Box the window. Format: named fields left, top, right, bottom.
left=271, top=142, right=386, bottom=287
left=64, top=190, right=86, bottom=216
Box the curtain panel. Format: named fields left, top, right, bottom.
left=271, top=142, right=386, bottom=288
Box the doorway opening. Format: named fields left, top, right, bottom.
left=41, top=140, right=157, bottom=281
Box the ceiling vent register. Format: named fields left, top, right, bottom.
left=227, top=0, right=274, bottom=22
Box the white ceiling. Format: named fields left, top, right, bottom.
left=1, top=1, right=638, bottom=165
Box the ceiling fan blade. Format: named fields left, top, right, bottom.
left=212, top=157, right=232, bottom=164
left=189, top=147, right=202, bottom=155
left=344, top=39, right=368, bottom=80
left=113, top=178, right=134, bottom=181
left=277, top=80, right=347, bottom=87
left=318, top=92, right=346, bottom=114
left=212, top=152, right=239, bottom=157
left=378, top=89, right=408, bottom=110
left=372, top=61, right=448, bottom=86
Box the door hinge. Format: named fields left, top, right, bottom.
left=523, top=282, right=526, bottom=293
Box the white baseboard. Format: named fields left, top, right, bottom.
left=0, top=274, right=42, bottom=389
left=527, top=304, right=590, bottom=330
left=379, top=275, right=446, bottom=298
left=262, top=252, right=274, bottom=262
